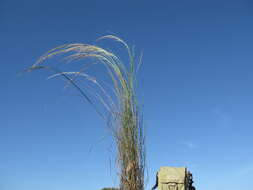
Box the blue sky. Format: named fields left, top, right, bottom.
left=1, top=0, right=253, bottom=190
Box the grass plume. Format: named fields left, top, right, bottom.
left=28, top=35, right=145, bottom=190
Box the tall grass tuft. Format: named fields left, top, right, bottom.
left=28, top=35, right=145, bottom=190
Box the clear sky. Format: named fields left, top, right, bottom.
left=1, top=0, right=253, bottom=190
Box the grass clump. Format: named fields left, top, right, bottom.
left=28, top=35, right=145, bottom=190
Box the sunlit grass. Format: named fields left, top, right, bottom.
left=28, top=35, right=145, bottom=190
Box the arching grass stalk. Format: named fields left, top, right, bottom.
left=28, top=35, right=145, bottom=190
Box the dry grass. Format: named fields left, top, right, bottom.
left=28, top=35, right=146, bottom=190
